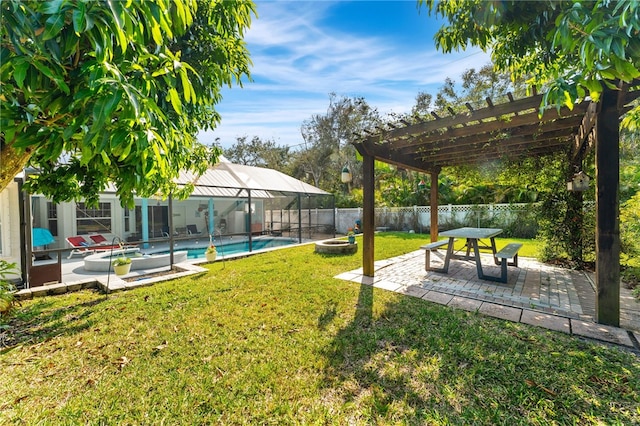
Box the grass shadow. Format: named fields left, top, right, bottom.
left=317, top=301, right=338, bottom=330
left=1, top=295, right=106, bottom=351
left=320, top=283, right=640, bottom=424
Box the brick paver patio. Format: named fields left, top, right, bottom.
left=336, top=249, right=640, bottom=350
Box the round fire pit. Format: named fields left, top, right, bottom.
left=314, top=239, right=358, bottom=254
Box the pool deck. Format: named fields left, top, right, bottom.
left=20, top=236, right=311, bottom=295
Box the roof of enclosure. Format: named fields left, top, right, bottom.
left=353, top=88, right=639, bottom=172
left=177, top=158, right=330, bottom=198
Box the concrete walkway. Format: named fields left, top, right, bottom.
left=335, top=249, right=640, bottom=352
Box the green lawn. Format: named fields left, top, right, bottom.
left=2, top=233, right=638, bottom=424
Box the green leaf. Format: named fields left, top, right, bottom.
left=30, top=60, right=58, bottom=82
left=599, top=67, right=616, bottom=79
left=13, top=60, right=29, bottom=89
left=583, top=79, right=603, bottom=97
left=100, top=150, right=111, bottom=165
left=168, top=88, right=182, bottom=114
left=151, top=67, right=170, bottom=77
left=152, top=141, right=163, bottom=166
left=107, top=0, right=127, bottom=53
left=122, top=84, right=140, bottom=117
left=611, top=37, right=625, bottom=59
left=63, top=121, right=81, bottom=140
left=72, top=4, right=86, bottom=33
left=110, top=128, right=128, bottom=150
left=180, top=68, right=192, bottom=103
left=613, top=57, right=640, bottom=79
left=92, top=90, right=122, bottom=128
left=43, top=13, right=66, bottom=41
left=40, top=0, right=63, bottom=15
left=151, top=22, right=163, bottom=46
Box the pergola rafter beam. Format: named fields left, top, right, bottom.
left=363, top=94, right=546, bottom=142
left=397, top=118, right=583, bottom=159
left=417, top=136, right=573, bottom=165
left=380, top=103, right=589, bottom=151
left=354, top=142, right=440, bottom=174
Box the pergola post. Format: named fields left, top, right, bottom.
left=430, top=169, right=439, bottom=242
left=567, top=153, right=584, bottom=265
left=362, top=153, right=375, bottom=276
left=168, top=194, right=174, bottom=265
left=248, top=189, right=253, bottom=250
left=595, top=88, right=620, bottom=326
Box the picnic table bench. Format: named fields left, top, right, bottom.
left=489, top=242, right=523, bottom=283
left=421, top=239, right=455, bottom=272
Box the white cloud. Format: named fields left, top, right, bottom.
left=199, top=1, right=493, bottom=149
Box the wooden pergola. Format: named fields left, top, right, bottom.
left=353, top=84, right=639, bottom=326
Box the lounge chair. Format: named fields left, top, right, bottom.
left=66, top=236, right=123, bottom=259
left=89, top=234, right=110, bottom=245
left=66, top=236, right=96, bottom=258
left=90, top=234, right=138, bottom=248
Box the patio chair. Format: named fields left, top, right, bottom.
left=162, top=226, right=179, bottom=238
left=186, top=224, right=202, bottom=235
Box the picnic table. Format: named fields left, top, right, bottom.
left=424, top=227, right=505, bottom=281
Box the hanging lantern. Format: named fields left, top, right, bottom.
left=341, top=165, right=352, bottom=183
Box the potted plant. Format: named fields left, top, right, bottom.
left=0, top=260, right=18, bottom=322
left=347, top=228, right=356, bottom=244
left=112, top=256, right=132, bottom=276
left=205, top=244, right=217, bottom=262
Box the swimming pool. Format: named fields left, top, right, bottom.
left=157, top=238, right=297, bottom=259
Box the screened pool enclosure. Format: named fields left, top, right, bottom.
left=28, top=160, right=335, bottom=259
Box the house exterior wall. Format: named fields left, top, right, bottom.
left=31, top=194, right=131, bottom=249
left=0, top=180, right=23, bottom=281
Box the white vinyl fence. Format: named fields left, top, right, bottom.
left=333, top=203, right=537, bottom=236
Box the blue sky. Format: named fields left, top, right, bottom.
left=198, top=0, right=491, bottom=150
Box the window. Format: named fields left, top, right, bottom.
left=47, top=202, right=58, bottom=236
left=124, top=207, right=130, bottom=232
left=76, top=202, right=112, bottom=234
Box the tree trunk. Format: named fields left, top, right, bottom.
left=0, top=138, right=33, bottom=191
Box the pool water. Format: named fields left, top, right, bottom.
left=157, top=238, right=297, bottom=259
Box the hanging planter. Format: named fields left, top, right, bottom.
left=205, top=245, right=217, bottom=262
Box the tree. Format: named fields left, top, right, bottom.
left=420, top=0, right=640, bottom=119
left=224, top=136, right=290, bottom=171
left=411, top=91, right=433, bottom=119
left=296, top=93, right=380, bottom=191
left=419, top=1, right=640, bottom=265
left=432, top=64, right=526, bottom=113
left=1, top=0, right=254, bottom=206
